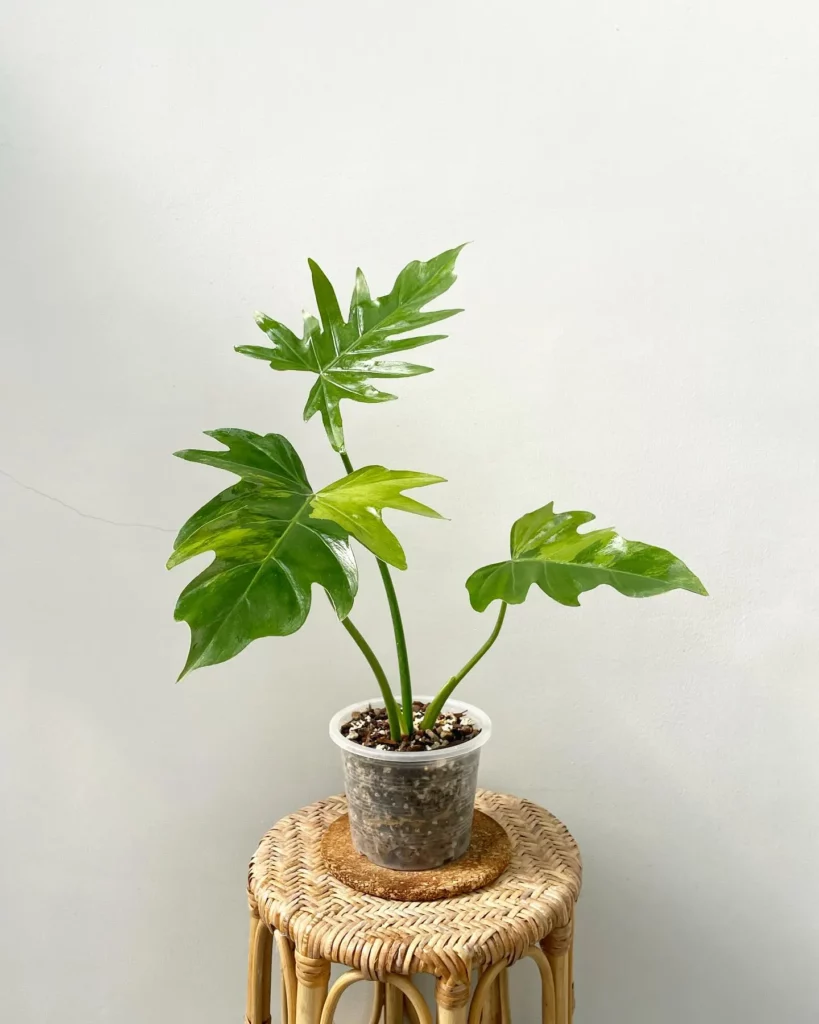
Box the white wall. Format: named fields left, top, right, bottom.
left=2, top=2, right=818, bottom=1021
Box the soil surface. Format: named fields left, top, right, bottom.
left=341, top=702, right=480, bottom=752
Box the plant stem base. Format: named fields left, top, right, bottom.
left=321, top=810, right=511, bottom=900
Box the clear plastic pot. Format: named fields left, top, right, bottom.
left=329, top=696, right=491, bottom=870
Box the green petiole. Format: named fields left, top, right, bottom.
left=339, top=449, right=411, bottom=739
left=340, top=616, right=403, bottom=740
left=421, top=602, right=507, bottom=730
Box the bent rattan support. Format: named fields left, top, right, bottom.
left=245, top=914, right=273, bottom=1024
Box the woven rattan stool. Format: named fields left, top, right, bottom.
left=246, top=789, right=582, bottom=1024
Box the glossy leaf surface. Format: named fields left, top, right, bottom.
left=236, top=246, right=465, bottom=451
left=167, top=429, right=357, bottom=678
left=310, top=467, right=446, bottom=570
left=168, top=430, right=446, bottom=675
left=466, top=502, right=707, bottom=612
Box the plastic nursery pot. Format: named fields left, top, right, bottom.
left=329, top=696, right=492, bottom=871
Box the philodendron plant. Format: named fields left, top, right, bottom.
left=168, top=246, right=706, bottom=744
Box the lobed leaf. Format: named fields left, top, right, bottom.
left=466, top=502, right=707, bottom=612
left=168, top=430, right=446, bottom=675
left=237, top=246, right=465, bottom=451
left=167, top=430, right=357, bottom=678
left=310, top=467, right=446, bottom=570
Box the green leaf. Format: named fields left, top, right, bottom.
left=167, top=429, right=358, bottom=678
left=310, top=467, right=446, bottom=570
left=466, top=502, right=707, bottom=612
left=237, top=246, right=465, bottom=451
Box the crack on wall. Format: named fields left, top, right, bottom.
left=0, top=467, right=176, bottom=534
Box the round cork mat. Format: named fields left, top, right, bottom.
left=320, top=810, right=511, bottom=901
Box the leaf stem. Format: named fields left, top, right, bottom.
left=376, top=559, right=413, bottom=733
left=421, top=602, right=508, bottom=730
left=340, top=617, right=402, bottom=741
left=340, top=450, right=413, bottom=735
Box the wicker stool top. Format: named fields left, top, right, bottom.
left=248, top=789, right=582, bottom=982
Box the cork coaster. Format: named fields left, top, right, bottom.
left=321, top=810, right=512, bottom=901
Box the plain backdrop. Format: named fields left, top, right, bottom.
left=2, top=2, right=818, bottom=1022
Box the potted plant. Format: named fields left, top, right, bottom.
left=168, top=245, right=706, bottom=871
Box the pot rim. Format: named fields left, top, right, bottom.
left=329, top=695, right=492, bottom=762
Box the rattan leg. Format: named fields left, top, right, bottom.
left=369, top=981, right=386, bottom=1024
left=276, top=933, right=296, bottom=1024
left=438, top=1005, right=468, bottom=1024
left=497, top=968, right=510, bottom=1024
left=436, top=979, right=469, bottom=1024
left=549, top=956, right=569, bottom=1024
left=403, top=978, right=421, bottom=1024
left=484, top=968, right=509, bottom=1024
left=568, top=936, right=575, bottom=1022
left=521, top=947, right=556, bottom=1024
left=542, top=919, right=573, bottom=1024
left=386, top=982, right=404, bottom=1024
left=480, top=979, right=498, bottom=1024
left=469, top=963, right=506, bottom=1024
left=245, top=914, right=273, bottom=1024
left=294, top=952, right=330, bottom=1024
